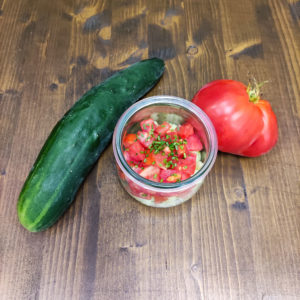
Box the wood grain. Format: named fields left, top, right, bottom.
left=0, top=0, right=299, bottom=299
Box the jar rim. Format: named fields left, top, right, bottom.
left=112, top=95, right=218, bottom=192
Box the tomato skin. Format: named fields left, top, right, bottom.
left=139, top=166, right=161, bottom=182
left=186, top=134, right=203, bottom=151
left=137, top=131, right=154, bottom=148
left=143, top=149, right=155, bottom=166
left=128, top=141, right=145, bottom=161
left=240, top=100, right=278, bottom=156
left=155, top=121, right=171, bottom=135
left=140, top=118, right=157, bottom=132
left=192, top=80, right=278, bottom=156
left=178, top=123, right=194, bottom=138
left=123, top=133, right=137, bottom=148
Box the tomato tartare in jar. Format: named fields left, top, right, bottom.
left=113, top=96, right=217, bottom=208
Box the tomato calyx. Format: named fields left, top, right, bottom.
left=247, top=77, right=268, bottom=103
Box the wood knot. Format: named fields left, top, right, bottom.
left=186, top=45, right=198, bottom=56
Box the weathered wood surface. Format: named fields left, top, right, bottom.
left=0, top=0, right=299, bottom=299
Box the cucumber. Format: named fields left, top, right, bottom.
left=17, top=58, right=165, bottom=232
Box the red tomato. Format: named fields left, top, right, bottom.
left=164, top=131, right=179, bottom=142
left=128, top=180, right=152, bottom=199
left=137, top=131, right=155, bottom=148
left=192, top=79, right=278, bottom=156
left=186, top=134, right=203, bottom=151
left=177, top=144, right=187, bottom=157
left=128, top=141, right=145, bottom=161
left=123, top=133, right=137, bottom=148
left=177, top=154, right=196, bottom=176
left=123, top=150, right=131, bottom=163
left=163, top=146, right=171, bottom=155
left=154, top=195, right=169, bottom=203
left=155, top=121, right=171, bottom=135
left=140, top=119, right=157, bottom=132
left=178, top=123, right=194, bottom=138
left=139, top=166, right=161, bottom=182
left=166, top=172, right=181, bottom=183
left=153, top=152, right=168, bottom=170
left=143, top=149, right=155, bottom=166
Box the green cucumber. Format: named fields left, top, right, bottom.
left=18, top=58, right=164, bottom=232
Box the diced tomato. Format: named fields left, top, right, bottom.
left=140, top=119, right=157, bottom=133
left=186, top=134, right=203, bottom=151
left=122, top=119, right=203, bottom=186
left=163, top=146, right=171, bottom=155
left=178, top=123, right=194, bottom=138
left=130, top=162, right=143, bottom=173
left=153, top=152, right=168, bottom=170
left=123, top=133, right=137, bottom=148
left=128, top=141, right=145, bottom=161
left=178, top=153, right=196, bottom=176
left=160, top=169, right=173, bottom=181
left=166, top=172, right=181, bottom=183
left=164, top=131, right=179, bottom=142
left=123, top=150, right=132, bottom=163
left=181, top=172, right=190, bottom=181
left=155, top=121, right=171, bottom=136
left=143, top=149, right=155, bottom=166
left=128, top=180, right=152, bottom=199
left=154, top=194, right=169, bottom=203
left=117, top=165, right=126, bottom=180
left=137, top=131, right=154, bottom=148
left=177, top=143, right=187, bottom=157
left=139, top=166, right=161, bottom=182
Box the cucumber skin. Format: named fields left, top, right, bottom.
left=17, top=58, right=165, bottom=232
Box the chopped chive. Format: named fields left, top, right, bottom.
left=183, top=165, right=188, bottom=169
left=160, top=179, right=163, bottom=183
left=152, top=161, right=155, bottom=165
left=153, top=174, right=158, bottom=179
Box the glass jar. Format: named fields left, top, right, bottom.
left=112, top=96, right=218, bottom=208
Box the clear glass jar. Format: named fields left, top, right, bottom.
left=112, top=96, right=218, bottom=208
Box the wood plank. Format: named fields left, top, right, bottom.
left=0, top=0, right=299, bottom=299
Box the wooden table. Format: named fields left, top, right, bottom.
left=0, top=0, right=299, bottom=299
